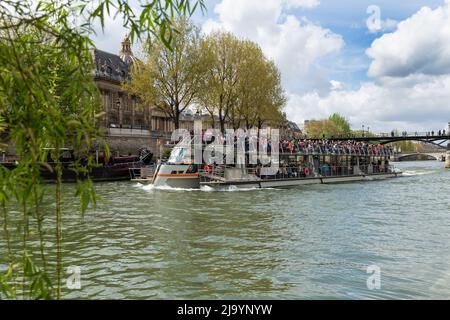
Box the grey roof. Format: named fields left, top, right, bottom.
left=93, top=49, right=130, bottom=83
left=287, top=121, right=301, bottom=132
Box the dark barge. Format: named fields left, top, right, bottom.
left=1, top=148, right=153, bottom=182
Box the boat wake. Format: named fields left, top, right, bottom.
left=134, top=183, right=199, bottom=192
left=201, top=185, right=272, bottom=192
left=134, top=183, right=272, bottom=192
left=402, top=170, right=433, bottom=177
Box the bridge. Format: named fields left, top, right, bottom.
left=394, top=152, right=447, bottom=161
left=307, top=122, right=450, bottom=168
left=310, top=132, right=450, bottom=149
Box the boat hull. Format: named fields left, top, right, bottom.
left=146, top=163, right=401, bottom=189
left=202, top=172, right=401, bottom=189
left=151, top=164, right=200, bottom=189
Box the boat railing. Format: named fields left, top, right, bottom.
left=129, top=165, right=157, bottom=180
left=198, top=163, right=396, bottom=182
left=198, top=164, right=233, bottom=182
left=166, top=138, right=394, bottom=158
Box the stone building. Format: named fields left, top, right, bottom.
left=93, top=36, right=195, bottom=157
left=92, top=36, right=293, bottom=157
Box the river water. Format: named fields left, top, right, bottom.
left=3, top=161, right=450, bottom=299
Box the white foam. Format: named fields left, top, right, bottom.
left=134, top=183, right=200, bottom=192
left=135, top=183, right=272, bottom=193
left=402, top=170, right=433, bottom=177
left=202, top=185, right=276, bottom=192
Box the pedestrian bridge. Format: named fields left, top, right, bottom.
left=310, top=133, right=450, bottom=149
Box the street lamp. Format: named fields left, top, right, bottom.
left=367, top=126, right=370, bottom=136
left=362, top=125, right=365, bottom=137
left=116, top=97, right=121, bottom=128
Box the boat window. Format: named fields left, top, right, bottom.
left=186, top=165, right=198, bottom=174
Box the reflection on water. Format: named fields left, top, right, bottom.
left=2, top=161, right=450, bottom=299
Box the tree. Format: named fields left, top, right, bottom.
left=253, top=60, right=286, bottom=129
left=329, top=113, right=352, bottom=136
left=305, top=120, right=340, bottom=138
left=0, top=0, right=204, bottom=300
left=87, top=0, right=206, bottom=48
left=198, top=32, right=243, bottom=133
left=198, top=32, right=286, bottom=132
left=124, top=18, right=206, bottom=129
left=235, top=41, right=285, bottom=130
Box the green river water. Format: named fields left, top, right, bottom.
left=2, top=161, right=450, bottom=299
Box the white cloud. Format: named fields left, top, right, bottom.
left=283, top=0, right=320, bottom=9
left=286, top=1, right=450, bottom=132
left=286, top=74, right=450, bottom=132
left=367, top=2, right=450, bottom=78
left=380, top=18, right=399, bottom=32
left=202, top=0, right=343, bottom=94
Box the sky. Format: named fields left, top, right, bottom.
left=92, top=0, right=450, bottom=133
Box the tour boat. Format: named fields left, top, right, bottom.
left=130, top=140, right=402, bottom=189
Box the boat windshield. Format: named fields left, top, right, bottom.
left=167, top=137, right=192, bottom=164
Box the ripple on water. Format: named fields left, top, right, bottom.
left=10, top=161, right=449, bottom=299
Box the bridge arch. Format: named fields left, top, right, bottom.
left=379, top=137, right=449, bottom=149
left=396, top=153, right=440, bottom=161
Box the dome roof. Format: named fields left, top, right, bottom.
left=119, top=35, right=138, bottom=66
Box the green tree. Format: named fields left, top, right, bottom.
left=198, top=32, right=243, bottom=133
left=254, top=60, right=286, bottom=129
left=124, top=18, right=207, bottom=129
left=329, top=113, right=352, bottom=136
left=199, top=32, right=286, bottom=132
left=235, top=42, right=285, bottom=129
left=305, top=120, right=340, bottom=138
left=0, top=0, right=204, bottom=300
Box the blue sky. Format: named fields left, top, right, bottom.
left=94, top=0, right=450, bottom=132
left=297, top=0, right=443, bottom=85
left=192, top=0, right=444, bottom=88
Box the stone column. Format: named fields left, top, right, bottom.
left=446, top=151, right=450, bottom=168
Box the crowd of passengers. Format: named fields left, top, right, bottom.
left=256, top=139, right=394, bottom=179
left=202, top=136, right=395, bottom=156
left=260, top=158, right=392, bottom=180
left=199, top=137, right=394, bottom=178
left=193, top=130, right=394, bottom=156
left=278, top=139, right=394, bottom=156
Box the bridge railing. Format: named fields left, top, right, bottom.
left=377, top=132, right=448, bottom=138
left=280, top=148, right=394, bottom=157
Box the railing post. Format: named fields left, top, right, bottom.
left=448, top=122, right=450, bottom=148
left=446, top=122, right=450, bottom=168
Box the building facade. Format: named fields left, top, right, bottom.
left=93, top=36, right=294, bottom=157
left=93, top=37, right=194, bottom=157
